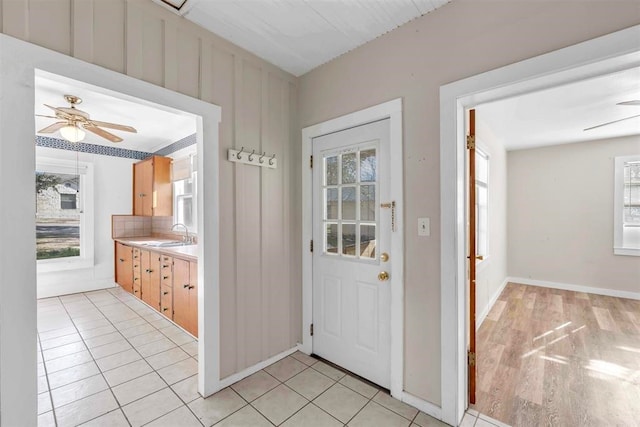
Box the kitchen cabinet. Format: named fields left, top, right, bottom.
left=133, top=155, right=172, bottom=216
left=140, top=249, right=161, bottom=310
left=173, top=257, right=198, bottom=337
left=115, top=242, right=133, bottom=293
left=114, top=241, right=197, bottom=337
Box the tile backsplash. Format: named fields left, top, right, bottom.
left=112, top=215, right=151, bottom=238
left=112, top=215, right=195, bottom=241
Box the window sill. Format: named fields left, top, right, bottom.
left=614, top=247, right=640, bottom=257
left=37, top=257, right=94, bottom=273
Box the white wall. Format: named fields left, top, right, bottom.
left=36, top=146, right=135, bottom=298
left=508, top=135, right=640, bottom=295
left=475, top=120, right=508, bottom=327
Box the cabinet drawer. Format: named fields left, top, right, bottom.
left=160, top=285, right=173, bottom=319
left=160, top=256, right=173, bottom=287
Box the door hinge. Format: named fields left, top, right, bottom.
left=310, top=323, right=314, bottom=336
left=310, top=240, right=313, bottom=252
left=466, top=135, right=476, bottom=150
left=468, top=350, right=476, bottom=367
left=310, top=155, right=313, bottom=168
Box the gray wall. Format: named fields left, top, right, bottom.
left=1, top=0, right=300, bottom=379
left=508, top=136, right=640, bottom=294
left=298, top=0, right=640, bottom=405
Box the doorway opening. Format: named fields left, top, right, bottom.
left=0, top=34, right=221, bottom=423
left=440, top=24, right=640, bottom=426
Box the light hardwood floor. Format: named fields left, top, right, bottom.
left=475, top=283, right=640, bottom=427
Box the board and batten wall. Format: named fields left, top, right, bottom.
left=508, top=135, right=640, bottom=295
left=298, top=0, right=640, bottom=406
left=0, top=0, right=300, bottom=379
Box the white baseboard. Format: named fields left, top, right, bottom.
left=37, top=279, right=116, bottom=299
left=508, top=277, right=640, bottom=301
left=400, top=391, right=442, bottom=421
left=476, top=277, right=509, bottom=330
left=217, top=346, right=299, bottom=389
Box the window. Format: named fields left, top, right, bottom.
left=476, top=148, right=489, bottom=260
left=614, top=155, right=640, bottom=256
left=36, top=158, right=94, bottom=271
left=322, top=146, right=377, bottom=260
left=173, top=154, right=197, bottom=233
left=60, top=193, right=77, bottom=210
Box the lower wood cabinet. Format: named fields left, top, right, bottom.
left=115, top=243, right=133, bottom=293
left=172, top=258, right=198, bottom=337
left=115, top=242, right=197, bottom=337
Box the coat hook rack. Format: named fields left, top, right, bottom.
left=228, top=148, right=277, bottom=169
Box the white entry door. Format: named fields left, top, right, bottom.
left=312, top=119, right=391, bottom=388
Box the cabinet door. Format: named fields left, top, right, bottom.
left=188, top=261, right=198, bottom=337
left=172, top=258, right=191, bottom=333
left=115, top=243, right=133, bottom=293
left=141, top=250, right=161, bottom=310
left=132, top=248, right=142, bottom=298
left=152, top=156, right=173, bottom=217
left=133, top=158, right=153, bottom=216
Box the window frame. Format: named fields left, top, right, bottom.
left=614, top=155, right=640, bottom=256
left=173, top=170, right=197, bottom=234
left=475, top=146, right=489, bottom=265
left=36, top=157, right=94, bottom=272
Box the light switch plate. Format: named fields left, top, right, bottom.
left=418, top=217, right=430, bottom=236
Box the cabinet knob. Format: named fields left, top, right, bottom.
left=134, top=278, right=139, bottom=281
left=163, top=276, right=169, bottom=280
left=163, top=291, right=169, bottom=295
left=188, top=285, right=195, bottom=290
left=163, top=265, right=170, bottom=268
left=183, top=284, right=189, bottom=288
left=134, top=290, right=138, bottom=293
left=119, top=258, right=125, bottom=262
left=162, top=307, right=169, bottom=312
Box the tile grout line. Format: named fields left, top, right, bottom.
left=55, top=293, right=134, bottom=426
left=37, top=296, right=61, bottom=427
left=86, top=289, right=205, bottom=427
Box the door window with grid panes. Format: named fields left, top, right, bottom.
left=322, top=146, right=378, bottom=260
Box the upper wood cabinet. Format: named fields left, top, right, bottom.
left=133, top=155, right=172, bottom=216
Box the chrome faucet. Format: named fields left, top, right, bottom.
left=171, top=223, right=191, bottom=244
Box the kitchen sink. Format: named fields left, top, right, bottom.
left=137, top=240, right=190, bottom=247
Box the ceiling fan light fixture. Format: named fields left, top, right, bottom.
left=60, top=124, right=86, bottom=143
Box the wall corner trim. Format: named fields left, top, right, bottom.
left=400, top=391, right=443, bottom=422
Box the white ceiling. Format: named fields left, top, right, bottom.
left=478, top=66, right=640, bottom=151
left=35, top=74, right=196, bottom=153
left=160, top=0, right=449, bottom=76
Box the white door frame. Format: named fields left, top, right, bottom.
left=0, top=34, right=222, bottom=423
left=301, top=98, right=404, bottom=398
left=439, top=25, right=640, bottom=426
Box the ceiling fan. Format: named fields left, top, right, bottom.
left=36, top=95, right=137, bottom=143
left=584, top=100, right=640, bottom=131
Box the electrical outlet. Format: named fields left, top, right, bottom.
left=418, top=217, right=430, bottom=236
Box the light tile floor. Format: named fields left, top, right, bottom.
left=37, top=287, right=495, bottom=426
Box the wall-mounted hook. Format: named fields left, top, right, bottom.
left=269, top=153, right=276, bottom=166
left=259, top=152, right=266, bottom=164
left=248, top=149, right=255, bottom=161
left=237, top=146, right=245, bottom=160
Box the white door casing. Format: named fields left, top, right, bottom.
left=312, top=119, right=391, bottom=388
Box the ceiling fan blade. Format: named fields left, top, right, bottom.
left=584, top=114, right=640, bottom=131
left=618, top=100, right=640, bottom=106
left=36, top=114, right=60, bottom=119
left=44, top=104, right=73, bottom=120
left=88, top=120, right=137, bottom=133
left=83, top=124, right=123, bottom=143
left=37, top=122, right=67, bottom=134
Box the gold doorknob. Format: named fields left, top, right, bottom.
left=380, top=252, right=389, bottom=262
left=378, top=271, right=389, bottom=281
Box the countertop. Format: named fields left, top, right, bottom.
left=114, top=237, right=198, bottom=261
